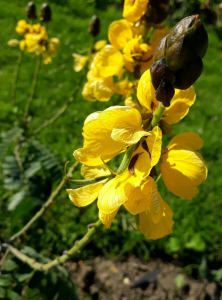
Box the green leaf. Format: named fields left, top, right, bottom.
left=185, top=234, right=206, bottom=252
left=8, top=190, right=28, bottom=211
left=212, top=268, right=222, bottom=282
left=0, top=287, right=5, bottom=299
left=24, top=161, right=41, bottom=178
left=9, top=291, right=21, bottom=300
left=16, top=271, right=35, bottom=283
left=0, top=275, right=12, bottom=287
left=1, top=259, right=18, bottom=272
left=10, top=198, right=36, bottom=229
left=175, top=274, right=184, bottom=289
left=167, top=237, right=180, bottom=253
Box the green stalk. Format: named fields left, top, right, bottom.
left=116, top=144, right=136, bottom=175
left=12, top=51, right=23, bottom=107
left=151, top=102, right=165, bottom=128
left=23, top=55, right=42, bottom=127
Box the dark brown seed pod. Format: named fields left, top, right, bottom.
left=40, top=3, right=51, bottom=22
left=88, top=15, right=100, bottom=37
left=26, top=2, right=37, bottom=20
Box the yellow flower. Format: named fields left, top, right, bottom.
left=15, top=20, right=32, bottom=35
left=123, top=37, right=153, bottom=73
left=137, top=70, right=196, bottom=124
left=67, top=163, right=173, bottom=239
left=159, top=133, right=208, bottom=200
left=73, top=53, right=88, bottom=72
left=108, top=19, right=134, bottom=50
left=123, top=0, right=149, bottom=23
left=93, top=45, right=124, bottom=78
left=74, top=106, right=149, bottom=166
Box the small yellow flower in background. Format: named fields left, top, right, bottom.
left=159, top=133, right=208, bottom=200
left=8, top=20, right=60, bottom=64
left=123, top=0, right=149, bottom=23
left=15, top=20, right=32, bottom=35
left=73, top=54, right=88, bottom=72
left=7, top=39, right=20, bottom=47
left=94, top=40, right=107, bottom=51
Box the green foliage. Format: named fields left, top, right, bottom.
left=0, top=247, right=79, bottom=300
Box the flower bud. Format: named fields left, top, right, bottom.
left=166, top=15, right=208, bottom=72
left=153, top=35, right=167, bottom=62
left=151, top=15, right=208, bottom=106
left=89, top=15, right=100, bottom=37
left=26, top=2, right=37, bottom=20
left=40, top=3, right=51, bottom=22
left=155, top=79, right=175, bottom=107
left=174, top=56, right=203, bottom=90
left=150, top=58, right=175, bottom=90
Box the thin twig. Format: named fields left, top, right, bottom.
left=12, top=51, right=23, bottom=107
left=23, top=55, right=42, bottom=126
left=0, top=249, right=10, bottom=271
left=4, top=219, right=102, bottom=271
left=7, top=161, right=78, bottom=243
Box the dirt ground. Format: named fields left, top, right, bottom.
left=65, top=256, right=221, bottom=300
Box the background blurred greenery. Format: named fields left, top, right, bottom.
left=1, top=0, right=222, bottom=298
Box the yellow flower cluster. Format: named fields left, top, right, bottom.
left=73, top=17, right=169, bottom=103
left=67, top=69, right=207, bottom=239
left=8, top=20, right=59, bottom=64
left=67, top=1, right=208, bottom=240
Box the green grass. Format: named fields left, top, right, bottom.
left=1, top=0, right=222, bottom=269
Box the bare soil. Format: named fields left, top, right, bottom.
left=65, top=256, right=221, bottom=300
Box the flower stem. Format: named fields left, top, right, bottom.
left=23, top=55, right=42, bottom=127
left=7, top=161, right=78, bottom=243
left=12, top=51, right=23, bottom=107
left=151, top=102, right=165, bottom=128
left=4, top=219, right=102, bottom=271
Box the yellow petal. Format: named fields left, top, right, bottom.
left=115, top=80, right=133, bottom=98
left=160, top=149, right=208, bottom=200
left=138, top=197, right=174, bottom=240
left=81, top=165, right=111, bottom=179
left=67, top=180, right=107, bottom=207
left=73, top=53, right=88, bottom=72
left=19, top=40, right=26, bottom=51
left=111, top=108, right=148, bottom=144
left=94, top=40, right=107, bottom=51
left=146, top=126, right=162, bottom=167
left=124, top=177, right=154, bottom=215
left=149, top=184, right=163, bottom=224
left=98, top=178, right=131, bottom=214
left=163, top=87, right=196, bottom=124
left=82, top=107, right=138, bottom=158
left=137, top=70, right=159, bottom=112
left=108, top=19, right=133, bottom=50
left=93, top=78, right=115, bottom=102
left=123, top=0, right=149, bottom=23
left=99, top=208, right=119, bottom=228
left=82, top=82, right=96, bottom=102
left=93, top=45, right=124, bottom=78
left=74, top=147, right=119, bottom=167
left=167, top=132, right=204, bottom=151
left=43, top=53, right=52, bottom=65
left=131, top=144, right=152, bottom=182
